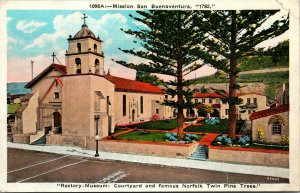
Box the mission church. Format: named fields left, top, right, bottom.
left=13, top=15, right=174, bottom=148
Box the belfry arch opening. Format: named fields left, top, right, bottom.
left=77, top=43, right=81, bottom=53
left=75, top=58, right=81, bottom=74
left=95, top=59, right=100, bottom=74
left=94, top=44, right=97, bottom=52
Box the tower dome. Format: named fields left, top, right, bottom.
left=74, top=24, right=96, bottom=38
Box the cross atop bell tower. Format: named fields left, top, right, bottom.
left=81, top=13, right=88, bottom=26
left=65, top=14, right=104, bottom=75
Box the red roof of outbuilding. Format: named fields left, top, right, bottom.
left=193, top=92, right=223, bottom=98
left=105, top=74, right=165, bottom=94
left=196, top=104, right=221, bottom=108
left=250, top=104, right=289, bottom=121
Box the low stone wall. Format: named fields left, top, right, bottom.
left=100, top=139, right=198, bottom=158
left=46, top=134, right=96, bottom=150
left=13, top=134, right=30, bottom=144
left=7, top=134, right=13, bottom=142
left=209, top=146, right=289, bottom=168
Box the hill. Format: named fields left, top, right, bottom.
left=7, top=82, right=31, bottom=95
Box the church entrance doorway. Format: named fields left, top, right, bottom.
left=132, top=109, right=135, bottom=122
left=53, top=112, right=61, bottom=127
left=53, top=112, right=62, bottom=133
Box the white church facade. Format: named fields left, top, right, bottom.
left=13, top=18, right=174, bottom=148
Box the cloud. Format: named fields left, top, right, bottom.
left=8, top=36, right=18, bottom=44
left=8, top=36, right=24, bottom=51
left=24, top=12, right=128, bottom=50
left=16, top=20, right=47, bottom=33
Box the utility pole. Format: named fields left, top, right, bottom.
left=31, top=60, right=34, bottom=80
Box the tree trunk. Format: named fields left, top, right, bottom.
left=228, top=11, right=237, bottom=141
left=177, top=60, right=185, bottom=141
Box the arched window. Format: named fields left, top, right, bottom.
left=94, top=44, right=97, bottom=52
left=75, top=58, right=81, bottom=74
left=269, top=115, right=285, bottom=135
left=77, top=43, right=81, bottom=53
left=95, top=59, right=100, bottom=74
left=272, top=122, right=282, bottom=135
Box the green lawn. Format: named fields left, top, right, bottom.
left=128, top=119, right=178, bottom=130
left=128, top=118, right=197, bottom=131
left=7, top=103, right=21, bottom=114
left=184, top=119, right=245, bottom=134
left=114, top=131, right=167, bottom=142
left=115, top=130, right=204, bottom=142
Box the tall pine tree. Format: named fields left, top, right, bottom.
left=195, top=10, right=289, bottom=140
left=113, top=11, right=224, bottom=140
left=136, top=70, right=161, bottom=86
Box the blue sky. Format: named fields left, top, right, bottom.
left=7, top=10, right=150, bottom=82
left=7, top=10, right=288, bottom=82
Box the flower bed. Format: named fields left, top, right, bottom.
left=184, top=119, right=244, bottom=133
left=211, top=134, right=289, bottom=151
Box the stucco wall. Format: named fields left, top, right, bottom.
left=209, top=147, right=289, bottom=168
left=239, top=94, right=267, bottom=120
left=31, top=70, right=63, bottom=100
left=252, top=111, right=289, bottom=143
left=62, top=75, right=115, bottom=139
left=22, top=91, right=39, bottom=134
left=114, top=91, right=173, bottom=125
left=100, top=140, right=198, bottom=158
left=62, top=75, right=92, bottom=137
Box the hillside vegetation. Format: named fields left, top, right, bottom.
left=194, top=71, right=289, bottom=84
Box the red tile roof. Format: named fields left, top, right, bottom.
left=193, top=92, right=223, bottom=98
left=250, top=104, right=289, bottom=121
left=196, top=104, right=221, bottom=108
left=105, top=74, right=165, bottom=94
left=25, top=63, right=66, bottom=88
left=53, top=64, right=67, bottom=74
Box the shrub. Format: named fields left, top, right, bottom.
left=225, top=138, right=232, bottom=145
left=165, top=133, right=171, bottom=138
left=186, top=134, right=197, bottom=140
left=171, top=132, right=177, bottom=137
left=257, top=126, right=264, bottom=142
left=238, top=137, right=247, bottom=145
left=185, top=136, right=191, bottom=142
left=280, top=135, right=289, bottom=146
left=169, top=136, right=177, bottom=141
left=244, top=135, right=251, bottom=143
left=216, top=136, right=223, bottom=142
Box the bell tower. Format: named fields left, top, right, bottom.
left=65, top=13, right=104, bottom=75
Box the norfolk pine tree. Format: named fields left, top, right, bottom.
left=113, top=11, right=225, bottom=140
left=195, top=10, right=289, bottom=140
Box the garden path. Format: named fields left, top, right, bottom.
left=198, top=133, right=219, bottom=145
